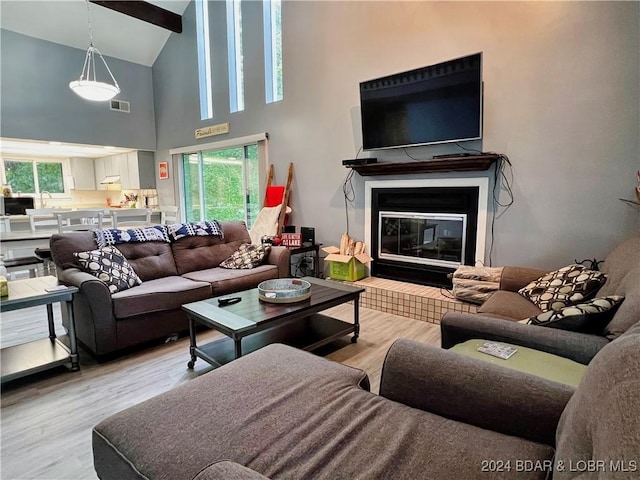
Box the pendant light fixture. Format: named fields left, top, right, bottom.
left=69, top=0, right=120, bottom=102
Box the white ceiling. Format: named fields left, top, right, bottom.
left=0, top=0, right=190, bottom=67
left=0, top=138, right=133, bottom=159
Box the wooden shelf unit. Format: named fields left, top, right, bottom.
left=347, top=154, right=501, bottom=176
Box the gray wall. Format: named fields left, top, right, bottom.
left=1, top=29, right=156, bottom=150
left=153, top=1, right=639, bottom=269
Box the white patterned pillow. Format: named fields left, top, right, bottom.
left=518, top=264, right=606, bottom=312
left=74, top=246, right=142, bottom=293
left=527, top=296, right=624, bottom=334
left=219, top=243, right=270, bottom=269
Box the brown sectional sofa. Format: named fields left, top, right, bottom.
left=441, top=234, right=639, bottom=364
left=50, top=221, right=290, bottom=357
left=92, top=323, right=640, bottom=480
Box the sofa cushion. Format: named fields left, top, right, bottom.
left=554, top=326, right=640, bottom=479
left=74, top=246, right=142, bottom=294
left=115, top=241, right=178, bottom=281
left=599, top=235, right=640, bottom=339
left=450, top=339, right=588, bottom=387
left=111, top=276, right=211, bottom=319
left=478, top=290, right=543, bottom=320
left=527, top=296, right=624, bottom=334
left=171, top=221, right=251, bottom=275
left=219, top=243, right=270, bottom=269
left=182, top=265, right=278, bottom=297
left=518, top=264, right=606, bottom=312
left=93, top=344, right=554, bottom=480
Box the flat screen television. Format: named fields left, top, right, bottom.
left=360, top=52, right=482, bottom=150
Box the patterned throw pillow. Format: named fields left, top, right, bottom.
left=527, top=296, right=624, bottom=334
left=219, top=243, right=270, bottom=269
left=518, top=264, right=607, bottom=311
left=74, top=246, right=142, bottom=293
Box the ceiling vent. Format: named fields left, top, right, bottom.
left=110, top=100, right=130, bottom=113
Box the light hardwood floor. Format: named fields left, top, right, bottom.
left=0, top=303, right=440, bottom=480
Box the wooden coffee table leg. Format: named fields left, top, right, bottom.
left=352, top=295, right=360, bottom=343
left=233, top=336, right=242, bottom=359
left=187, top=317, right=197, bottom=369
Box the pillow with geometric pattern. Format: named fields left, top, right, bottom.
left=219, top=243, right=271, bottom=269
left=518, top=264, right=607, bottom=312
left=74, top=246, right=142, bottom=293
left=527, top=296, right=624, bottom=334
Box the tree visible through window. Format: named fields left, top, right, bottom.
left=182, top=144, right=259, bottom=227
left=4, top=159, right=64, bottom=194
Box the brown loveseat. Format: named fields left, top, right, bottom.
left=441, top=235, right=639, bottom=364
left=92, top=323, right=640, bottom=479
left=50, top=221, right=290, bottom=357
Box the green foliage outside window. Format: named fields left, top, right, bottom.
left=183, top=144, right=259, bottom=227
left=4, top=160, right=65, bottom=194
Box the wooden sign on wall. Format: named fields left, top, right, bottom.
left=195, top=122, right=230, bottom=139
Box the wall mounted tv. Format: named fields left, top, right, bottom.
left=360, top=52, right=483, bottom=150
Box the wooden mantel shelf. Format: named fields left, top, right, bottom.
left=348, top=154, right=501, bottom=176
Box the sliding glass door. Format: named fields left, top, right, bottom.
left=182, top=143, right=260, bottom=227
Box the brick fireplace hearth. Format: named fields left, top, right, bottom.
left=341, top=276, right=477, bottom=324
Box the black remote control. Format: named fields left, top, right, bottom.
left=218, top=297, right=242, bottom=306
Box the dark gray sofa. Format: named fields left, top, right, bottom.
left=92, top=321, right=640, bottom=480
left=441, top=234, right=639, bottom=364
left=50, top=221, right=290, bottom=357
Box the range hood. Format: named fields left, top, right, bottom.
left=100, top=175, right=121, bottom=184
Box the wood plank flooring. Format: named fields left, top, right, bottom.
left=0, top=303, right=440, bottom=480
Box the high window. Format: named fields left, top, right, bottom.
left=196, top=0, right=213, bottom=120
left=227, top=0, right=245, bottom=113
left=1, top=157, right=70, bottom=195
left=263, top=0, right=283, bottom=103
left=180, top=137, right=264, bottom=227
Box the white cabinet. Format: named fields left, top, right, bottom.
left=122, top=151, right=155, bottom=190
left=70, top=157, right=96, bottom=190
left=94, top=151, right=155, bottom=191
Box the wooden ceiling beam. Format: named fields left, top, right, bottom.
left=89, top=1, right=182, bottom=34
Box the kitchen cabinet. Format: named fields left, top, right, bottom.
left=94, top=151, right=155, bottom=191
left=70, top=157, right=96, bottom=190
left=121, top=151, right=155, bottom=190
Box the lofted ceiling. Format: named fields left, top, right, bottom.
left=0, top=0, right=190, bottom=67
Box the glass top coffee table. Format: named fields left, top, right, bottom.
left=182, top=277, right=364, bottom=369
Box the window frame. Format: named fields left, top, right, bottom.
left=226, top=0, right=245, bottom=113
left=263, top=0, right=283, bottom=104
left=0, top=155, right=73, bottom=198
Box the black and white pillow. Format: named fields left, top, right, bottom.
left=74, top=246, right=142, bottom=293
left=518, top=264, right=607, bottom=312
left=219, top=243, right=270, bottom=269
left=527, top=295, right=624, bottom=334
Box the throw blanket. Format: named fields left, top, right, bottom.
left=166, top=221, right=224, bottom=242
left=95, top=226, right=170, bottom=249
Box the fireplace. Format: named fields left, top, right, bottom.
left=365, top=178, right=489, bottom=288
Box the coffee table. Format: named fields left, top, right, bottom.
left=183, top=277, right=364, bottom=369
left=0, top=276, right=79, bottom=383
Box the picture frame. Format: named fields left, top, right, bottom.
left=159, top=161, right=169, bottom=179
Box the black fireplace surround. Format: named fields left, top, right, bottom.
left=371, top=186, right=479, bottom=288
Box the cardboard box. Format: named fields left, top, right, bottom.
left=322, top=246, right=373, bottom=281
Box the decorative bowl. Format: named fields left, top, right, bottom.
left=258, top=278, right=312, bottom=303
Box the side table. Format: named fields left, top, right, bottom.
left=288, top=243, right=322, bottom=278
left=0, top=276, right=79, bottom=383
